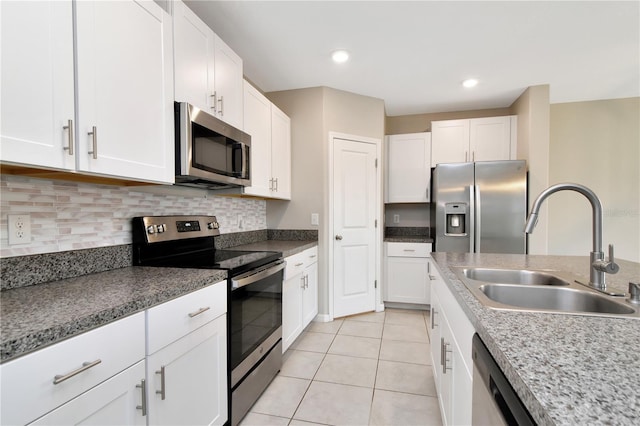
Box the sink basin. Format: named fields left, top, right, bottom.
left=480, top=284, right=635, bottom=315
left=452, top=266, right=639, bottom=319
left=462, top=267, right=570, bottom=286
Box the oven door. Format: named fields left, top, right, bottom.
left=229, top=260, right=284, bottom=387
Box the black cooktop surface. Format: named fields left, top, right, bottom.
left=143, top=249, right=282, bottom=276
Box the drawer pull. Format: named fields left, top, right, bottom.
left=294, top=262, right=304, bottom=267
left=156, top=366, right=166, bottom=400
left=188, top=306, right=210, bottom=318
left=53, top=359, right=102, bottom=384
left=403, top=249, right=416, bottom=252
left=431, top=309, right=438, bottom=329
left=136, top=379, right=147, bottom=416
left=309, top=254, right=317, bottom=258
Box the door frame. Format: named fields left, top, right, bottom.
left=327, top=131, right=383, bottom=321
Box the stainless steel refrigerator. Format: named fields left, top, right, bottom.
left=431, top=160, right=527, bottom=254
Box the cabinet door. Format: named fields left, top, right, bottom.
left=75, top=0, right=174, bottom=184
left=270, top=104, right=292, bottom=200
left=147, top=315, right=228, bottom=426
left=302, top=261, right=318, bottom=327
left=429, top=289, right=442, bottom=394
left=385, top=256, right=430, bottom=304
left=431, top=120, right=469, bottom=166
left=213, top=34, right=243, bottom=130
left=29, top=361, right=146, bottom=426
left=0, top=1, right=75, bottom=171
left=173, top=0, right=215, bottom=113
left=470, top=116, right=512, bottom=161
left=243, top=81, right=272, bottom=197
left=282, top=272, right=304, bottom=352
left=385, top=133, right=431, bottom=203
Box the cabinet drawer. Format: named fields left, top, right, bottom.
left=284, top=252, right=306, bottom=280
left=386, top=242, right=432, bottom=257
left=0, top=312, right=145, bottom=426
left=147, top=281, right=227, bottom=355
left=304, top=246, right=318, bottom=264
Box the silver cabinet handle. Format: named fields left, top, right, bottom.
left=300, top=275, right=306, bottom=289
left=218, top=95, right=224, bottom=116
left=431, top=309, right=438, bottom=329
left=210, top=92, right=217, bottom=112
left=472, top=151, right=475, bottom=162
left=426, top=187, right=429, bottom=200
left=269, top=178, right=274, bottom=191
left=440, top=337, right=445, bottom=366
left=309, top=254, right=317, bottom=259
left=465, top=151, right=468, bottom=162
left=305, top=275, right=309, bottom=289
left=87, top=126, right=97, bottom=159
left=53, top=359, right=102, bottom=384
left=136, top=378, right=147, bottom=416
left=442, top=341, right=452, bottom=374
left=63, top=119, right=74, bottom=155
left=294, top=262, right=304, bottom=267
left=272, top=177, right=278, bottom=192
left=156, top=366, right=166, bottom=400
left=335, top=235, right=343, bottom=241
left=188, top=306, right=210, bottom=318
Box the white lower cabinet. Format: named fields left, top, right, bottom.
left=384, top=242, right=434, bottom=305
left=0, top=312, right=146, bottom=426
left=282, top=246, right=318, bottom=352
left=0, top=281, right=228, bottom=426
left=429, top=265, right=474, bottom=426
left=146, top=281, right=228, bottom=426
left=29, top=361, right=146, bottom=426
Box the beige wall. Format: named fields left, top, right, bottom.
left=385, top=107, right=511, bottom=135
left=266, top=87, right=385, bottom=317
left=548, top=97, right=640, bottom=262
left=510, top=85, right=550, bottom=255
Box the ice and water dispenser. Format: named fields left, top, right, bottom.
left=444, top=203, right=467, bottom=236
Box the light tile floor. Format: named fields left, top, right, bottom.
left=240, top=308, right=442, bottom=426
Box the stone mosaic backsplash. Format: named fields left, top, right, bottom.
left=0, top=174, right=266, bottom=258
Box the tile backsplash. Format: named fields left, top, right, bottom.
left=0, top=175, right=266, bottom=258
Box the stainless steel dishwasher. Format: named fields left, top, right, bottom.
left=471, top=334, right=536, bottom=425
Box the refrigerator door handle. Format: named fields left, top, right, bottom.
left=469, top=185, right=475, bottom=253
left=475, top=184, right=482, bottom=253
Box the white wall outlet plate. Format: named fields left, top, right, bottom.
left=8, top=214, right=31, bottom=245
left=311, top=213, right=319, bottom=226
left=393, top=214, right=400, bottom=224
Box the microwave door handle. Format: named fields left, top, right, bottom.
left=242, top=143, right=250, bottom=180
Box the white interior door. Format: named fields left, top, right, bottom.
left=332, top=137, right=377, bottom=318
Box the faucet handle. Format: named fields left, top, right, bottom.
left=599, top=244, right=620, bottom=274
left=629, top=282, right=640, bottom=304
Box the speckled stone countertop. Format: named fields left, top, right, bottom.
left=0, top=267, right=227, bottom=363
left=384, top=236, right=434, bottom=243
left=430, top=252, right=640, bottom=426
left=229, top=240, right=317, bottom=257
left=384, top=226, right=433, bottom=243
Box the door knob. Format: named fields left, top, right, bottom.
left=335, top=235, right=343, bottom=240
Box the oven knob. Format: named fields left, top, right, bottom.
left=208, top=222, right=219, bottom=230
left=157, top=224, right=166, bottom=233
left=146, top=225, right=156, bottom=234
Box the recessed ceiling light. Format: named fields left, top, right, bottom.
left=332, top=50, right=349, bottom=63
left=462, top=79, right=479, bottom=88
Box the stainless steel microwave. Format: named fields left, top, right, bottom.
left=175, top=102, right=251, bottom=188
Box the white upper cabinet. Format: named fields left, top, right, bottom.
left=173, top=1, right=243, bottom=130
left=1, top=0, right=175, bottom=184
left=385, top=132, right=431, bottom=203
left=242, top=80, right=291, bottom=200
left=431, top=116, right=516, bottom=166
left=75, top=0, right=174, bottom=184
left=0, top=1, right=75, bottom=171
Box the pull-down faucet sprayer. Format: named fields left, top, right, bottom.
left=525, top=183, right=619, bottom=291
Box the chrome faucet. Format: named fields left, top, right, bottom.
left=524, top=183, right=619, bottom=291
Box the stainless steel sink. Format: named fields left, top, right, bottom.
left=461, top=267, right=570, bottom=286
left=480, top=284, right=635, bottom=315
left=452, top=267, right=639, bottom=319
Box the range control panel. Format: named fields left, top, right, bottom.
left=135, top=215, right=220, bottom=243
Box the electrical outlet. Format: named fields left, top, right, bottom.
left=237, top=214, right=244, bottom=229
left=8, top=214, right=31, bottom=245
left=311, top=213, right=319, bottom=226
left=393, top=214, right=400, bottom=224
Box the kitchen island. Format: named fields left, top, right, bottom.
left=431, top=252, right=640, bottom=425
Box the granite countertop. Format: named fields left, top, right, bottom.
left=431, top=252, right=640, bottom=426
left=230, top=240, right=317, bottom=257
left=0, top=267, right=228, bottom=363
left=384, top=236, right=434, bottom=243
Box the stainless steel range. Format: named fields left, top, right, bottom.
left=132, top=215, right=284, bottom=426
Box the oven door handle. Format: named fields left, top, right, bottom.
left=232, top=260, right=286, bottom=290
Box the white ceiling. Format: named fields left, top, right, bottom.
left=184, top=1, right=640, bottom=116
